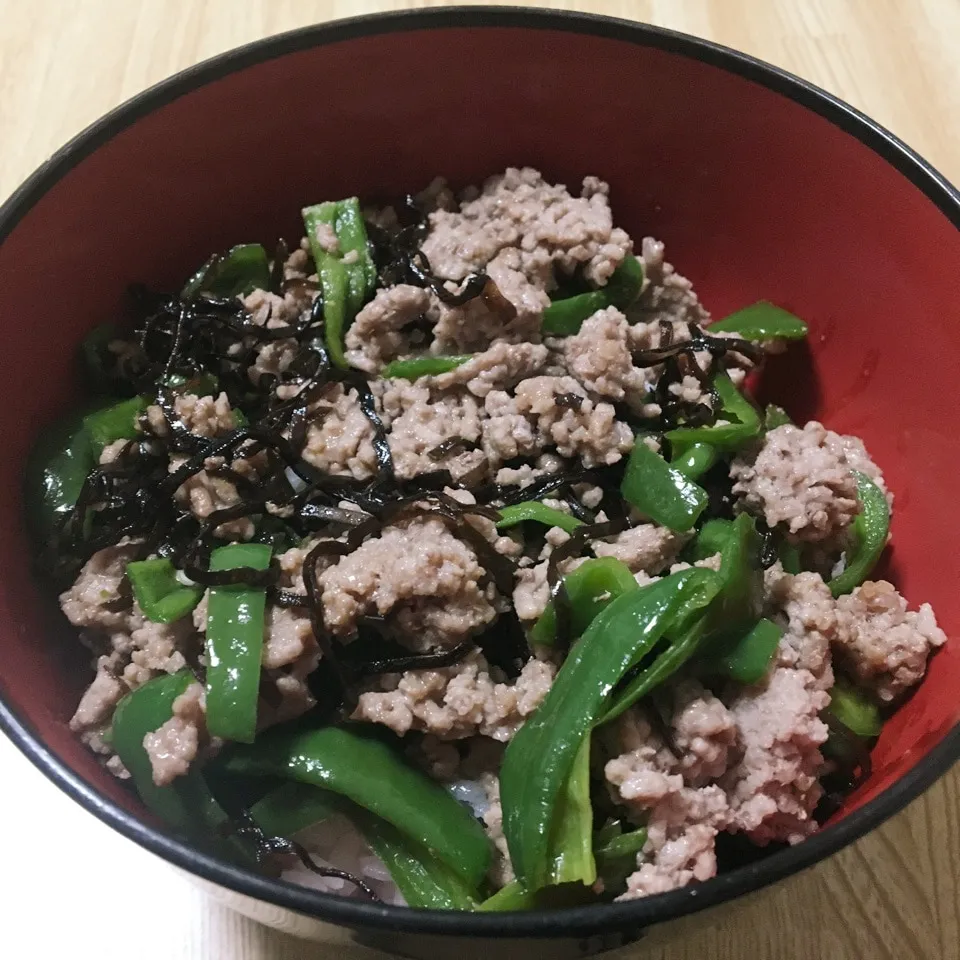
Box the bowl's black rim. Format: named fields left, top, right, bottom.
left=2, top=5, right=959, bottom=941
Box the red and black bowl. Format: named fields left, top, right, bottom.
left=1, top=8, right=959, bottom=958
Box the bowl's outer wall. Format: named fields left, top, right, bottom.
left=1, top=17, right=960, bottom=952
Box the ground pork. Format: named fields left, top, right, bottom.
left=731, top=422, right=868, bottom=542
left=592, top=524, right=689, bottom=575
left=764, top=564, right=836, bottom=690
left=249, top=338, right=299, bottom=384
left=561, top=307, right=648, bottom=401
left=432, top=340, right=549, bottom=398
left=263, top=606, right=317, bottom=670
left=422, top=166, right=631, bottom=290
left=172, top=392, right=237, bottom=437
left=301, top=383, right=378, bottom=481
left=263, top=647, right=322, bottom=728
left=344, top=284, right=432, bottom=373
left=172, top=456, right=253, bottom=540
left=318, top=518, right=497, bottom=649
left=120, top=618, right=191, bottom=689
left=721, top=666, right=830, bottom=845
left=380, top=380, right=487, bottom=481
left=242, top=285, right=312, bottom=328
left=832, top=580, right=946, bottom=702
left=605, top=705, right=732, bottom=899
left=352, top=650, right=556, bottom=740
left=483, top=376, right=633, bottom=468
left=669, top=679, right=739, bottom=786
left=143, top=682, right=206, bottom=786
left=430, top=249, right=551, bottom=351
left=630, top=236, right=709, bottom=331
left=60, top=544, right=139, bottom=632
left=70, top=662, right=125, bottom=732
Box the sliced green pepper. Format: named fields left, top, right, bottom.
left=496, top=502, right=584, bottom=535
left=621, top=439, right=708, bottom=532
left=319, top=255, right=350, bottom=369
left=546, top=734, right=596, bottom=887
left=779, top=540, right=802, bottom=574
left=666, top=371, right=761, bottom=456
left=249, top=781, right=343, bottom=836
left=381, top=355, right=472, bottom=380
left=360, top=810, right=479, bottom=910
left=763, top=404, right=793, bottom=430
left=686, top=518, right=734, bottom=562
left=827, top=679, right=882, bottom=738
left=708, top=301, right=808, bottom=341
left=828, top=472, right=890, bottom=597
left=183, top=244, right=271, bottom=300
left=127, top=558, right=203, bottom=624
left=83, top=396, right=146, bottom=458
left=501, top=568, right=719, bottom=890
left=221, top=725, right=491, bottom=888
left=329, top=197, right=378, bottom=315
left=205, top=543, right=272, bottom=744
left=112, top=671, right=243, bottom=858
left=303, top=200, right=377, bottom=370
left=706, top=617, right=783, bottom=684
left=24, top=409, right=96, bottom=542
left=670, top=441, right=719, bottom=480
left=595, top=825, right=648, bottom=891
left=478, top=880, right=597, bottom=911
left=542, top=255, right=644, bottom=336
left=601, top=515, right=760, bottom=723
left=251, top=782, right=478, bottom=910
left=530, top=557, right=638, bottom=647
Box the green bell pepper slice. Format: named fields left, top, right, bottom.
left=601, top=514, right=761, bottom=723
left=763, top=404, right=793, bottom=430
left=665, top=371, right=761, bottom=456
left=83, top=396, right=146, bottom=458
left=542, top=255, right=644, bottom=336
left=530, top=557, right=638, bottom=647
left=303, top=200, right=377, bottom=370
left=205, top=542, right=272, bottom=744
left=595, top=825, right=648, bottom=891
left=112, top=671, right=244, bottom=859
left=496, top=501, right=584, bottom=536
left=828, top=472, right=890, bottom=597
left=826, top=679, right=882, bottom=738
left=706, top=617, right=783, bottom=685
left=221, top=725, right=491, bottom=889
left=24, top=409, right=96, bottom=542
left=381, top=355, right=472, bottom=380
left=546, top=734, right=596, bottom=887
left=621, top=439, right=708, bottom=532
left=251, top=782, right=478, bottom=910
left=183, top=243, right=271, bottom=300
left=501, top=568, right=719, bottom=890
left=708, top=301, right=808, bottom=341
left=670, top=441, right=719, bottom=480
left=127, top=558, right=203, bottom=624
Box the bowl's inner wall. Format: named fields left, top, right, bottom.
left=1, top=24, right=958, bottom=820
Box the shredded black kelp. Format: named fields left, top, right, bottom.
left=227, top=810, right=380, bottom=901
left=633, top=322, right=764, bottom=430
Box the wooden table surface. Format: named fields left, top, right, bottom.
left=1, top=2, right=959, bottom=958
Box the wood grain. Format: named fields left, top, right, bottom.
left=1, top=3, right=958, bottom=959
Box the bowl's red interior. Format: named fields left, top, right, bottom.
left=1, top=24, right=959, bottom=826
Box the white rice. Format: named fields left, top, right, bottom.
left=282, top=814, right=405, bottom=905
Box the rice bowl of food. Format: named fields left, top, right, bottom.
left=2, top=9, right=960, bottom=958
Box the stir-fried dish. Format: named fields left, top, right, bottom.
left=26, top=168, right=945, bottom=909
